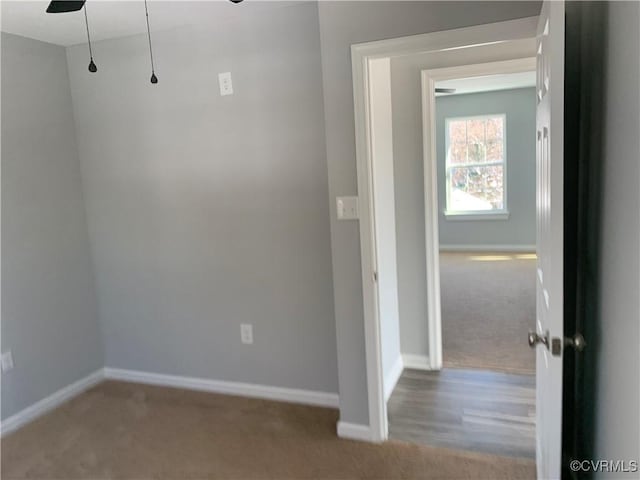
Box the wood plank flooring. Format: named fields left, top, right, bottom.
left=387, top=368, right=536, bottom=459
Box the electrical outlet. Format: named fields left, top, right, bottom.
left=1, top=351, right=14, bottom=373
left=218, top=72, right=233, bottom=96
left=240, top=324, right=253, bottom=344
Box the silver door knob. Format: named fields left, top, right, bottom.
left=564, top=333, right=587, bottom=351
left=528, top=330, right=549, bottom=349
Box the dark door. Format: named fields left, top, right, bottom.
left=562, top=2, right=605, bottom=477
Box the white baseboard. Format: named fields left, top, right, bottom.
left=439, top=244, right=536, bottom=253
left=103, top=367, right=339, bottom=409
left=1, top=367, right=339, bottom=437
left=383, top=355, right=404, bottom=402
left=402, top=354, right=433, bottom=371
left=1, top=369, right=104, bottom=437
left=337, top=421, right=379, bottom=442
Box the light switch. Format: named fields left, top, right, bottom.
left=336, top=196, right=359, bottom=220
left=1, top=351, right=14, bottom=373
left=218, top=72, right=233, bottom=96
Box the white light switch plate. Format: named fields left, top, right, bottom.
left=218, top=72, right=233, bottom=96
left=1, top=351, right=14, bottom=373
left=336, top=196, right=359, bottom=220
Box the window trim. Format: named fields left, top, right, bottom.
left=444, top=210, right=510, bottom=221
left=444, top=113, right=508, bottom=217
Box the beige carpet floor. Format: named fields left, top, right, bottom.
left=440, top=252, right=536, bottom=375
left=1, top=381, right=535, bottom=479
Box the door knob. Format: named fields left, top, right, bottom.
left=544, top=333, right=586, bottom=357
left=528, top=330, right=549, bottom=349
left=564, top=333, right=587, bottom=351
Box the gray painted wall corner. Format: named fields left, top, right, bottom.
left=1, top=32, right=104, bottom=420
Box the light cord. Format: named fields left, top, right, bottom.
left=144, top=0, right=155, bottom=75
left=83, top=3, right=94, bottom=61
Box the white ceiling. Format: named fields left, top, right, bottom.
left=435, top=71, right=536, bottom=96
left=1, top=1, right=299, bottom=47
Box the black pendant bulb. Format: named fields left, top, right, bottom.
left=83, top=3, right=97, bottom=72
left=144, top=0, right=158, bottom=84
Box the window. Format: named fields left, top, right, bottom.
left=444, top=115, right=507, bottom=218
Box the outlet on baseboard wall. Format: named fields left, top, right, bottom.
left=1, top=351, right=14, bottom=373
left=240, top=324, right=253, bottom=344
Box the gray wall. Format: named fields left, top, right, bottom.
left=1, top=33, right=103, bottom=420
left=66, top=3, right=338, bottom=394
left=595, top=0, right=640, bottom=472
left=318, top=0, right=542, bottom=426
left=435, top=88, right=536, bottom=247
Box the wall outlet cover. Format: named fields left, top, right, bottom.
left=240, top=324, right=253, bottom=344
left=218, top=72, right=233, bottom=96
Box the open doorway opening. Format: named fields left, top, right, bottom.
left=352, top=30, right=541, bottom=455
left=437, top=71, right=537, bottom=375
left=351, top=9, right=568, bottom=475
left=386, top=67, right=538, bottom=459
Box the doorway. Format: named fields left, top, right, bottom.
left=351, top=4, right=585, bottom=477
left=386, top=64, right=538, bottom=459
left=350, top=17, right=543, bottom=457
left=432, top=66, right=538, bottom=377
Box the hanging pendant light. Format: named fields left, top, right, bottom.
left=83, top=3, right=97, bottom=72
left=144, top=0, right=158, bottom=84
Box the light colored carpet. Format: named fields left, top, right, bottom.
left=1, top=381, right=535, bottom=479
left=440, top=252, right=536, bottom=375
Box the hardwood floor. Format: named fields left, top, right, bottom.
left=387, top=368, right=536, bottom=459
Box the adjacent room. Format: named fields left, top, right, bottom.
left=387, top=70, right=539, bottom=458
left=1, top=1, right=639, bottom=479
left=362, top=43, right=540, bottom=457
left=436, top=75, right=537, bottom=375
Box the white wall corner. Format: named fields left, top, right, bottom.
left=402, top=354, right=433, bottom=371
left=383, top=355, right=404, bottom=402
left=336, top=421, right=381, bottom=443
left=1, top=369, right=105, bottom=437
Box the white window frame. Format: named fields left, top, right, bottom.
left=444, top=113, right=509, bottom=220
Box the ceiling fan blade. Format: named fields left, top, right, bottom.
left=435, top=88, right=456, bottom=94
left=46, top=1, right=86, bottom=13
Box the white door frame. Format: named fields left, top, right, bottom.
left=351, top=17, right=538, bottom=442
left=421, top=57, right=537, bottom=374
